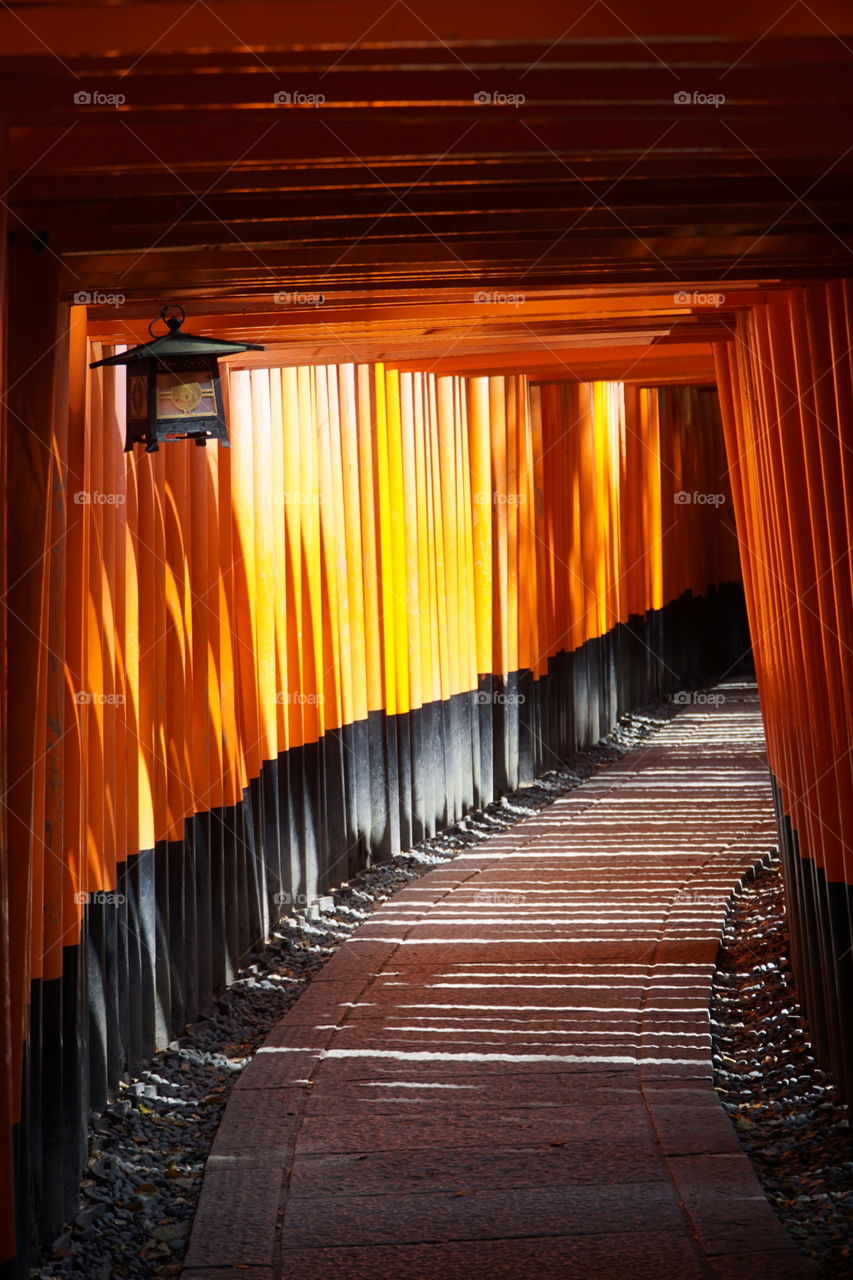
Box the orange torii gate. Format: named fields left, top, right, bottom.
left=1, top=276, right=742, bottom=1269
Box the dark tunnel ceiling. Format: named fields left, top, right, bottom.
left=2, top=0, right=851, bottom=372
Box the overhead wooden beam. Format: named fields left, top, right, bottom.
left=0, top=0, right=851, bottom=57
left=13, top=157, right=830, bottom=204
left=15, top=193, right=851, bottom=253
left=56, top=230, right=850, bottom=300
left=3, top=61, right=852, bottom=119
left=10, top=112, right=853, bottom=176
left=80, top=284, right=770, bottom=335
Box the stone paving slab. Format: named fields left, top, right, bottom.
left=287, top=1141, right=669, bottom=1196
left=707, top=1250, right=820, bottom=1280
left=207, top=1087, right=308, bottom=1164
left=306, top=1050, right=644, bottom=1080
left=185, top=1166, right=281, bottom=1269
left=184, top=1270, right=274, bottom=1280
left=300, top=1070, right=642, bottom=1108
left=186, top=685, right=817, bottom=1280
left=312, top=942, right=399, bottom=979
left=281, top=1181, right=685, bottom=1249
left=667, top=1153, right=804, bottom=1255
left=276, top=1232, right=709, bottom=1280
left=649, top=1101, right=745, bottom=1156
left=232, top=1051, right=327, bottom=1089
left=377, top=942, right=709, bottom=964
left=293, top=1103, right=654, bottom=1154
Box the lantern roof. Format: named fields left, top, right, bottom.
left=89, top=306, right=265, bottom=369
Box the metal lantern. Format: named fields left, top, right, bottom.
left=89, top=305, right=265, bottom=453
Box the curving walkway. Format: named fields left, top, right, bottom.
left=184, top=684, right=815, bottom=1280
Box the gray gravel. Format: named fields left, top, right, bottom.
left=712, top=859, right=853, bottom=1278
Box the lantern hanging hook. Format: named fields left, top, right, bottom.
left=148, top=303, right=186, bottom=339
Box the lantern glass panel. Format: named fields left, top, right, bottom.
left=156, top=370, right=219, bottom=420
left=128, top=371, right=148, bottom=422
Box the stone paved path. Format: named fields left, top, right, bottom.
left=184, top=682, right=816, bottom=1280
